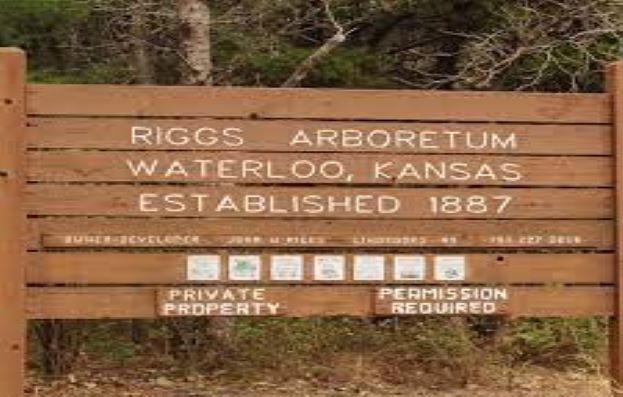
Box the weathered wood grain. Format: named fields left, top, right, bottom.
left=25, top=286, right=614, bottom=319
left=26, top=118, right=612, bottom=155
left=27, top=84, right=610, bottom=123
left=25, top=185, right=612, bottom=219
left=26, top=151, right=612, bottom=187
left=0, top=48, right=26, bottom=397
left=607, top=60, right=623, bottom=392
left=28, top=219, right=613, bottom=250
left=26, top=252, right=614, bottom=284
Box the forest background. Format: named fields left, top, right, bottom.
left=2, top=0, right=623, bottom=393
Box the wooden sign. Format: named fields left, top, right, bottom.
left=2, top=47, right=623, bottom=395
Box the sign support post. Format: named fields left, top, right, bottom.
left=608, top=61, right=623, bottom=396
left=0, top=48, right=26, bottom=397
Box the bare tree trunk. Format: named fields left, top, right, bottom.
left=128, top=0, right=154, bottom=344
left=177, top=0, right=212, bottom=85
left=171, top=1, right=232, bottom=371
left=131, top=0, right=153, bottom=84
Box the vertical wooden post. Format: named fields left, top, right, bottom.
left=609, top=61, right=623, bottom=396
left=0, top=48, right=26, bottom=397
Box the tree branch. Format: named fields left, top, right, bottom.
left=281, top=1, right=350, bottom=87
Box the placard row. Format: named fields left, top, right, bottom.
left=186, top=254, right=467, bottom=282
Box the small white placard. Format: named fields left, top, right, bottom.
left=186, top=255, right=221, bottom=281
left=271, top=255, right=304, bottom=281
left=228, top=255, right=261, bottom=281
left=313, top=255, right=345, bottom=281
left=393, top=255, right=426, bottom=281
left=353, top=255, right=385, bottom=281
left=434, top=256, right=466, bottom=281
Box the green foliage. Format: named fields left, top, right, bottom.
left=86, top=337, right=137, bottom=363
left=80, top=322, right=138, bottom=363
left=243, top=46, right=395, bottom=87
left=5, top=0, right=620, bottom=90
left=28, top=61, right=131, bottom=84
left=310, top=48, right=396, bottom=88
left=245, top=47, right=309, bottom=86
left=0, top=0, right=92, bottom=68
left=501, top=318, right=607, bottom=368
left=462, top=0, right=623, bottom=92
left=60, top=317, right=606, bottom=388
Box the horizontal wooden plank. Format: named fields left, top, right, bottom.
left=27, top=287, right=157, bottom=319
left=26, top=152, right=612, bottom=187
left=27, top=84, right=611, bottom=123
left=25, top=185, right=612, bottom=219
left=26, top=118, right=612, bottom=155
left=28, top=219, right=613, bottom=250
left=26, top=252, right=614, bottom=285
left=26, top=286, right=614, bottom=319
